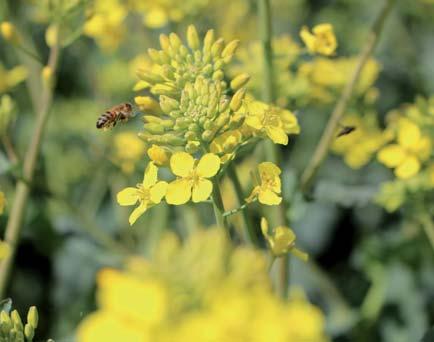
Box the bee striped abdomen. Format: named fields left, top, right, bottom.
left=96, top=111, right=116, bottom=129
left=96, top=103, right=133, bottom=130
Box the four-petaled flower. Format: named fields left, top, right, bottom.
left=261, top=217, right=308, bottom=260
left=246, top=162, right=282, bottom=205
left=117, top=162, right=168, bottom=225
left=377, top=118, right=431, bottom=179
left=244, top=100, right=299, bottom=145
left=300, top=23, right=337, bottom=56
left=166, top=152, right=221, bottom=205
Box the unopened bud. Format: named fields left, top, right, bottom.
left=24, top=323, right=34, bottom=340
left=230, top=88, right=246, bottom=112
left=41, top=66, right=54, bottom=88
left=222, top=40, right=240, bottom=59
left=185, top=141, right=200, bottom=153
left=159, top=95, right=179, bottom=114
left=211, top=38, right=225, bottom=57
left=1, top=22, right=20, bottom=45
left=169, top=33, right=182, bottom=51
left=135, top=96, right=160, bottom=112
left=230, top=73, right=250, bottom=91
left=11, top=310, right=22, bottom=330
left=147, top=144, right=170, bottom=166
left=203, top=29, right=215, bottom=53
left=143, top=123, right=165, bottom=134
left=27, top=306, right=38, bottom=329
left=187, top=25, right=200, bottom=50
left=45, top=24, right=59, bottom=47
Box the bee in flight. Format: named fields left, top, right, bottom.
left=336, top=124, right=356, bottom=138
left=96, top=102, right=134, bottom=130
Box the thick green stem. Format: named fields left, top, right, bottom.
left=300, top=0, right=395, bottom=193
left=227, top=164, right=258, bottom=246
left=258, top=0, right=289, bottom=299
left=0, top=41, right=60, bottom=298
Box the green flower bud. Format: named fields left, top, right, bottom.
left=151, top=84, right=177, bottom=97
left=187, top=25, right=200, bottom=50
left=11, top=311, right=22, bottom=330
left=230, top=73, right=250, bottom=91
left=143, top=123, right=165, bottom=134
left=24, top=324, right=34, bottom=341
left=148, top=48, right=161, bottom=63
left=203, top=29, right=215, bottom=53
left=219, top=98, right=230, bottom=112
left=159, top=96, right=179, bottom=114
left=211, top=38, right=225, bottom=57
left=26, top=307, right=38, bottom=329
left=229, top=113, right=245, bottom=129
left=137, top=70, right=164, bottom=84
left=159, top=34, right=171, bottom=54
left=162, top=134, right=186, bottom=146
left=185, top=141, right=200, bottom=153
left=201, top=129, right=215, bottom=142
left=184, top=131, right=197, bottom=141
left=169, top=33, right=182, bottom=51
left=212, top=70, right=224, bottom=81
left=0, top=312, right=11, bottom=333
left=222, top=40, right=240, bottom=59
left=230, top=88, right=246, bottom=112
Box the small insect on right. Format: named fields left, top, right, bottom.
left=336, top=125, right=356, bottom=138
left=96, top=103, right=134, bottom=130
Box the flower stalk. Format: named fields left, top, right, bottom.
left=300, top=0, right=395, bottom=193
left=258, top=0, right=290, bottom=299
left=0, top=35, right=60, bottom=298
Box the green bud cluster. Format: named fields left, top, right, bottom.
left=137, top=25, right=249, bottom=152
left=0, top=306, right=39, bottom=342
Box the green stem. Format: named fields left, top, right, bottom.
left=258, top=0, right=289, bottom=299
left=211, top=179, right=228, bottom=234
left=226, top=164, right=258, bottom=245
left=300, top=0, right=395, bottom=193
left=0, top=41, right=60, bottom=298
left=419, top=213, right=434, bottom=252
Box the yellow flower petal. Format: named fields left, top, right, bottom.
left=117, top=187, right=139, bottom=206
left=265, top=126, right=288, bottom=145
left=395, top=155, right=420, bottom=179
left=143, top=162, right=158, bottom=188
left=192, top=179, right=213, bottom=203
left=196, top=154, right=220, bottom=178
left=397, top=119, right=421, bottom=150
left=258, top=162, right=281, bottom=178
left=150, top=181, right=168, bottom=203
left=166, top=179, right=192, bottom=205
left=258, top=189, right=282, bottom=205
left=377, top=144, right=407, bottom=168
left=129, top=202, right=148, bottom=225
left=170, top=152, right=194, bottom=177
left=245, top=116, right=263, bottom=130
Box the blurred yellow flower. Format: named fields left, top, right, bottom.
left=0, top=240, right=10, bottom=260
left=166, top=152, right=220, bottom=205
left=0, top=21, right=20, bottom=44
left=0, top=64, right=28, bottom=93
left=112, top=132, right=146, bottom=174
left=77, top=228, right=327, bottom=342
left=378, top=118, right=431, bottom=179
left=243, top=100, right=300, bottom=145
left=246, top=162, right=282, bottom=205
left=261, top=218, right=308, bottom=260
left=83, top=0, right=127, bottom=51
left=300, top=23, right=337, bottom=56
left=117, top=162, right=168, bottom=225
left=332, top=113, right=389, bottom=169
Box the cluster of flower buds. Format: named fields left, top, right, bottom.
left=136, top=25, right=250, bottom=154
left=0, top=306, right=38, bottom=342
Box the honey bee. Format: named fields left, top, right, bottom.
left=96, top=103, right=134, bottom=130
left=336, top=125, right=356, bottom=138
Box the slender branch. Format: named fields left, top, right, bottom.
left=258, top=0, right=290, bottom=299
left=1, top=135, right=18, bottom=164
left=226, top=164, right=258, bottom=245
left=0, top=40, right=60, bottom=297
left=300, top=0, right=395, bottom=193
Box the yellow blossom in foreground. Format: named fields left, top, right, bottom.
left=166, top=152, right=220, bottom=205
left=377, top=118, right=431, bottom=179
left=246, top=162, right=282, bottom=205
left=112, top=132, right=146, bottom=174
left=117, top=162, right=168, bottom=225
left=300, top=23, right=337, bottom=56
left=243, top=100, right=300, bottom=145
left=0, top=21, right=20, bottom=44
left=261, top=218, right=308, bottom=260
left=77, top=228, right=327, bottom=342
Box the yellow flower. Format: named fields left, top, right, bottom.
left=147, top=144, right=171, bottom=166
left=243, top=100, right=299, bottom=145
left=300, top=23, right=337, bottom=56
left=0, top=21, right=20, bottom=44
left=0, top=240, right=10, bottom=260
left=117, top=162, right=168, bottom=225
left=112, top=132, right=146, bottom=174
left=246, top=162, right=282, bottom=205
left=166, top=152, right=220, bottom=205
left=261, top=218, right=308, bottom=260
left=0, top=191, right=5, bottom=215
left=377, top=118, right=431, bottom=179
left=210, top=130, right=243, bottom=163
